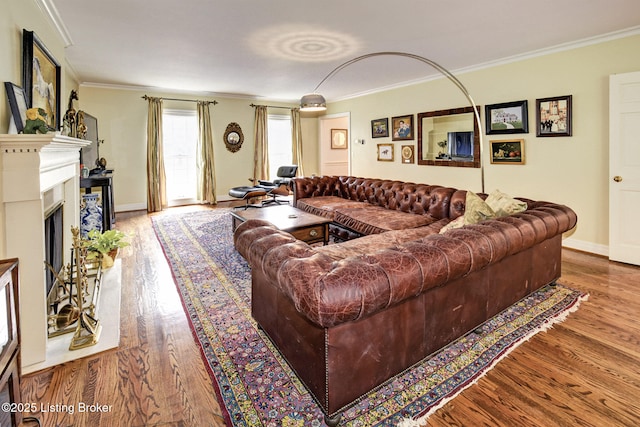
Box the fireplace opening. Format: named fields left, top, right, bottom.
left=44, top=202, right=64, bottom=297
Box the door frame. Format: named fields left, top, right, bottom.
left=609, top=71, right=640, bottom=265
left=319, top=112, right=351, bottom=176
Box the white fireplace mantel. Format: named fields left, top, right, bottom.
left=0, top=133, right=89, bottom=370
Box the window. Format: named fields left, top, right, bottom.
left=267, top=115, right=292, bottom=180
left=162, top=110, right=198, bottom=205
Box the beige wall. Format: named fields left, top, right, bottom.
left=77, top=86, right=319, bottom=211
left=2, top=0, right=639, bottom=256
left=327, top=34, right=640, bottom=254
left=0, top=0, right=79, bottom=258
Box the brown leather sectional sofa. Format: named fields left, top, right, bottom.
left=233, top=175, right=577, bottom=425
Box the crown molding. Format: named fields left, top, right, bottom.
left=34, top=0, right=74, bottom=47
left=78, top=81, right=299, bottom=103
left=331, top=25, right=640, bottom=103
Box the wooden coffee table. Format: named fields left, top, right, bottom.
left=231, top=205, right=331, bottom=245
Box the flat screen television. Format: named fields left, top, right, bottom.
left=80, top=112, right=99, bottom=168
left=447, top=131, right=474, bottom=160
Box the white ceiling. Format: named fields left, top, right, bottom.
left=45, top=0, right=640, bottom=103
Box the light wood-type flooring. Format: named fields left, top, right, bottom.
left=18, top=206, right=640, bottom=426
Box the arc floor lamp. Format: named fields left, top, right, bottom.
left=299, top=51, right=485, bottom=193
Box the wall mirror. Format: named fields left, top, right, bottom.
left=223, top=122, right=244, bottom=153
left=417, top=106, right=480, bottom=168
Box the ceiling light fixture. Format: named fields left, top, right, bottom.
left=300, top=51, right=484, bottom=191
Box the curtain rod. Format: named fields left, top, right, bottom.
left=250, top=103, right=295, bottom=110
left=142, top=95, right=218, bottom=105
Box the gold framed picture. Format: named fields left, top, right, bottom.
left=490, top=139, right=525, bottom=164
left=331, top=129, right=348, bottom=149
left=377, top=143, right=394, bottom=161
left=401, top=145, right=414, bottom=164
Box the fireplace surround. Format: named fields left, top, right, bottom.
left=0, top=133, right=122, bottom=373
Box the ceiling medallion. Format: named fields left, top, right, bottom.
left=250, top=26, right=360, bottom=62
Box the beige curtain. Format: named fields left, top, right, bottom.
left=146, top=97, right=166, bottom=213
left=197, top=101, right=217, bottom=204
left=291, top=108, right=305, bottom=177
left=253, top=105, right=269, bottom=182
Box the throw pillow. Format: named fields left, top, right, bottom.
left=440, top=191, right=496, bottom=234
left=439, top=216, right=465, bottom=233
left=485, top=189, right=527, bottom=217
left=463, top=191, right=496, bottom=225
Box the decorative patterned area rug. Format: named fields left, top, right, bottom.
left=152, top=208, right=587, bottom=427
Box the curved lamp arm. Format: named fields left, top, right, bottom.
left=300, top=51, right=484, bottom=192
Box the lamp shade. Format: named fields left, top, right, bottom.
left=300, top=93, right=327, bottom=111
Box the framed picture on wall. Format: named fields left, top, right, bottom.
left=331, top=129, right=348, bottom=149
left=377, top=143, right=394, bottom=161
left=401, top=145, right=414, bottom=164
left=371, top=118, right=389, bottom=138
left=485, top=100, right=528, bottom=134
left=392, top=114, right=413, bottom=141
left=490, top=139, right=525, bottom=164
left=536, top=95, right=572, bottom=137
left=22, top=30, right=61, bottom=131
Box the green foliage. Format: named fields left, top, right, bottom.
left=85, top=229, right=130, bottom=255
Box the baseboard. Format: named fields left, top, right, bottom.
left=562, top=238, right=609, bottom=257
left=115, top=203, right=147, bottom=213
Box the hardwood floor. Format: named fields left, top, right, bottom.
left=20, top=207, right=227, bottom=427
left=19, top=206, right=640, bottom=426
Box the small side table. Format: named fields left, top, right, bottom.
left=80, top=173, right=115, bottom=231
left=0, top=259, right=21, bottom=427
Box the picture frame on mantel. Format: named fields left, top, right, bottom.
left=22, top=29, right=61, bottom=131
left=3, top=82, right=29, bottom=133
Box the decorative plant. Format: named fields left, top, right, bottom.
left=84, top=229, right=130, bottom=268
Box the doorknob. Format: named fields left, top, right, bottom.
left=613, top=176, right=623, bottom=182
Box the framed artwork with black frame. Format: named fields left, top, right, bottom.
left=22, top=29, right=61, bottom=131
left=485, top=100, right=528, bottom=134
left=3, top=82, right=29, bottom=133
left=371, top=118, right=389, bottom=138
left=536, top=95, right=572, bottom=137
left=392, top=114, right=413, bottom=141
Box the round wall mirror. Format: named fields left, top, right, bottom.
left=224, top=122, right=244, bottom=153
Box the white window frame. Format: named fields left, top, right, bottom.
left=267, top=114, right=293, bottom=181
left=162, top=109, right=198, bottom=206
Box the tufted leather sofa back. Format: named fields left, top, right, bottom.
left=293, top=176, right=471, bottom=219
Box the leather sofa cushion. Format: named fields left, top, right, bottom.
left=315, top=221, right=446, bottom=260
left=296, top=196, right=366, bottom=220
left=334, top=205, right=437, bottom=235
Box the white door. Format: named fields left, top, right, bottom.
left=609, top=71, right=640, bottom=265
left=319, top=114, right=350, bottom=176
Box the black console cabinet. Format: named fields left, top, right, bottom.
left=80, top=173, right=115, bottom=231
